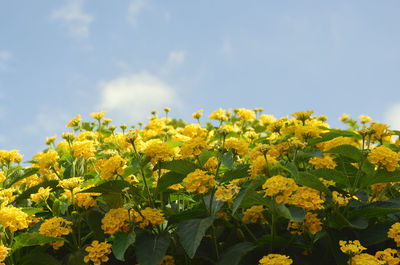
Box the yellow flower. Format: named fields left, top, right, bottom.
left=359, top=115, right=372, bottom=124
left=181, top=137, right=208, bottom=158
left=309, top=156, right=337, bottom=169
left=259, top=114, right=277, bottom=126
left=350, top=253, right=382, bottom=265
left=158, top=255, right=175, bottom=265
left=249, top=155, right=277, bottom=178
left=332, top=191, right=351, bottom=207
left=144, top=139, right=175, bottom=164
left=292, top=110, right=314, bottom=122
left=209, top=108, right=228, bottom=122
left=30, top=187, right=52, bottom=203
left=242, top=205, right=266, bottom=223
left=0, top=206, right=29, bottom=232
left=317, top=136, right=359, bottom=151
left=46, top=134, right=57, bottom=145
left=224, top=137, right=248, bottom=157
left=339, top=240, right=366, bottom=255
left=90, top=111, right=106, bottom=120
left=304, top=212, right=322, bottom=235
left=375, top=248, right=400, bottom=265
left=84, top=241, right=112, bottom=265
left=66, top=114, right=82, bottom=127
left=38, top=150, right=59, bottom=175
left=101, top=208, right=130, bottom=235
left=339, top=113, right=350, bottom=122
left=58, top=177, right=84, bottom=190
left=192, top=109, right=203, bottom=120
left=236, top=108, right=256, bottom=121
left=289, top=187, right=325, bottom=211
left=368, top=145, right=399, bottom=172
left=100, top=155, right=126, bottom=180
left=0, top=171, right=4, bottom=183
left=215, top=183, right=239, bottom=202
left=0, top=150, right=23, bottom=164
left=370, top=123, right=393, bottom=143
left=0, top=188, right=15, bottom=206
left=183, top=169, right=216, bottom=194
left=294, top=125, right=321, bottom=141
left=39, top=217, right=72, bottom=250
left=0, top=244, right=10, bottom=265
left=388, top=222, right=400, bottom=247
left=262, top=175, right=298, bottom=204
left=259, top=254, right=293, bottom=265
left=134, top=207, right=165, bottom=228
left=72, top=140, right=95, bottom=159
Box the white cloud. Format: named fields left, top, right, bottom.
left=51, top=0, right=93, bottom=39
left=168, top=50, right=186, bottom=66
left=99, top=72, right=182, bottom=122
left=221, top=40, right=232, bottom=56
left=127, top=0, right=148, bottom=26
left=385, top=103, right=400, bottom=130
left=0, top=50, right=12, bottom=71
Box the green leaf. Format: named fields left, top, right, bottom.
left=217, top=242, right=255, bottom=265
left=310, top=168, right=348, bottom=186
left=218, top=152, right=234, bottom=169
left=15, top=180, right=59, bottom=204
left=232, top=177, right=265, bottom=214
left=274, top=203, right=292, bottom=220
left=160, top=159, right=196, bottom=174
left=284, top=162, right=299, bottom=181
left=203, top=193, right=224, bottom=215
left=220, top=165, right=250, bottom=183
left=324, top=144, right=362, bottom=161
left=4, top=167, right=39, bottom=188
left=288, top=206, right=306, bottom=222
left=309, top=130, right=361, bottom=146
left=84, top=210, right=105, bottom=241
left=13, top=232, right=63, bottom=250
left=361, top=169, right=400, bottom=187
left=177, top=217, right=215, bottom=258
left=112, top=231, right=136, bottom=261
left=136, top=233, right=171, bottom=265
left=20, top=252, right=62, bottom=265
left=199, top=150, right=216, bottom=165
left=81, top=180, right=130, bottom=194
left=156, top=171, right=186, bottom=192
left=297, top=172, right=331, bottom=195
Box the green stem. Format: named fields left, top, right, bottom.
left=211, top=225, right=219, bottom=260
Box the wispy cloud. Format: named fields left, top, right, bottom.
left=0, top=50, right=12, bottom=71
left=168, top=50, right=186, bottom=66
left=23, top=110, right=70, bottom=136
left=384, top=103, right=400, bottom=130
left=127, top=0, right=148, bottom=26
left=51, top=0, right=93, bottom=39
left=221, top=40, right=232, bottom=56
left=99, top=72, right=182, bottom=122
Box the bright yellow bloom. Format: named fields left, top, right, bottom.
left=294, top=125, right=321, bottom=141
left=84, top=240, right=112, bottom=265
left=242, top=205, right=266, bottom=223
left=224, top=137, right=248, bottom=157
left=58, top=177, right=84, bottom=190
left=359, top=115, right=372, bottom=124
left=317, top=136, right=358, bottom=151
left=46, top=134, right=57, bottom=145
left=350, top=253, right=383, bottom=265
left=0, top=150, right=23, bottom=164
left=0, top=188, right=15, bottom=206
left=368, top=145, right=399, bottom=172
left=304, top=212, right=322, bottom=235
left=101, top=208, right=130, bottom=235
left=339, top=113, right=350, bottom=122
left=209, top=108, right=228, bottom=122
left=370, top=123, right=393, bottom=143
left=375, top=248, right=400, bottom=265
left=204, top=157, right=219, bottom=173
left=38, top=150, right=59, bottom=175
left=332, top=191, right=351, bottom=207
left=259, top=114, right=277, bottom=126
left=0, top=206, right=29, bottom=232
left=249, top=155, right=277, bottom=178
left=192, top=109, right=203, bottom=120
left=30, top=187, right=52, bottom=203
left=292, top=110, right=314, bottom=122
left=66, top=114, right=82, bottom=127
left=134, top=207, right=165, bottom=228
left=183, top=169, right=216, bottom=194
left=309, top=156, right=337, bottom=169
left=0, top=244, right=10, bottom=265
left=259, top=254, right=293, bottom=265
left=39, top=217, right=72, bottom=250
left=181, top=137, right=208, bottom=158
left=339, top=240, right=366, bottom=255
left=262, top=175, right=298, bottom=204
left=90, top=111, right=106, bottom=120
left=144, top=139, right=175, bottom=164
left=289, top=187, right=325, bottom=211
left=236, top=108, right=256, bottom=121
left=72, top=140, right=95, bottom=159
left=388, top=222, right=400, bottom=247
left=215, top=183, right=239, bottom=202
left=100, top=155, right=125, bottom=180
left=0, top=171, right=4, bottom=183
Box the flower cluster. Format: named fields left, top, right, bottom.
left=101, top=208, right=130, bottom=235
left=183, top=169, right=216, bottom=194
left=368, top=145, right=399, bottom=172
left=258, top=254, right=293, bottom=265
left=262, top=175, right=298, bottom=204
left=39, top=217, right=72, bottom=250
left=0, top=206, right=29, bottom=232
left=135, top=207, right=165, bottom=228
left=84, top=240, right=112, bottom=265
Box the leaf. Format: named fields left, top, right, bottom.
left=112, top=231, right=136, bottom=261
left=217, top=242, right=255, bottom=265
left=20, top=252, right=62, bottom=265
left=361, top=169, right=400, bottom=187
left=297, top=172, right=331, bottom=195
left=15, top=180, right=59, bottom=204
left=309, top=130, right=361, bottom=146
left=288, top=206, right=306, bottom=222
left=310, top=168, right=348, bottom=186
left=84, top=210, right=105, bottom=241
left=220, top=164, right=250, bottom=183
left=218, top=152, right=234, bottom=169
left=13, top=232, right=63, bottom=250
left=177, top=217, right=215, bottom=258
left=284, top=162, right=299, bottom=181
left=160, top=159, right=196, bottom=174
left=81, top=180, right=130, bottom=194
left=324, top=144, right=362, bottom=161
left=4, top=167, right=39, bottom=188
left=156, top=171, right=186, bottom=192
left=136, top=233, right=171, bottom=265
left=199, top=150, right=216, bottom=165
left=232, top=177, right=265, bottom=214
left=203, top=193, right=224, bottom=215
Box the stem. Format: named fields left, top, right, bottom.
left=211, top=225, right=219, bottom=260
left=270, top=211, right=277, bottom=253
left=377, top=183, right=390, bottom=201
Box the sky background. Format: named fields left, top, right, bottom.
left=1, top=0, right=400, bottom=160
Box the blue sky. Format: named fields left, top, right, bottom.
left=1, top=0, right=400, bottom=160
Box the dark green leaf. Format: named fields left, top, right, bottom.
left=310, top=168, right=348, bottom=186
left=217, top=242, right=255, bottom=265
left=20, top=252, right=62, bottom=265
left=4, top=167, right=39, bottom=188
left=13, top=232, right=63, bottom=250
left=220, top=164, right=250, bottom=183
left=361, top=169, right=400, bottom=187
left=309, top=130, right=361, bottom=146
left=177, top=217, right=215, bottom=258
left=325, top=144, right=362, bottom=161
left=136, top=233, right=171, bottom=265
left=160, top=159, right=196, bottom=174
left=112, top=231, right=136, bottom=261
left=84, top=210, right=105, bottom=241
left=81, top=180, right=130, bottom=194
left=156, top=171, right=186, bottom=192
left=218, top=152, right=234, bottom=169
left=297, top=172, right=331, bottom=195
left=288, top=206, right=306, bottom=222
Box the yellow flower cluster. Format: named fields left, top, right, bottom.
left=66, top=114, right=82, bottom=127
left=158, top=255, right=175, bottom=265
left=215, top=183, right=239, bottom=202
left=388, top=222, right=400, bottom=247
left=30, top=187, right=52, bottom=203
left=262, top=175, right=298, bottom=204
left=375, top=248, right=400, bottom=265
left=144, top=139, right=175, bottom=164
left=242, top=205, right=266, bottom=223
left=258, top=254, right=293, bottom=265
left=62, top=186, right=100, bottom=209
left=332, top=191, right=351, bottom=207
left=289, top=187, right=325, bottom=211
left=37, top=150, right=60, bottom=175
left=0, top=188, right=15, bottom=206
left=317, top=136, right=358, bottom=151
left=224, top=137, right=249, bottom=156
left=368, top=145, right=399, bottom=172
left=0, top=171, right=4, bottom=183
left=0, top=244, right=10, bottom=265
left=134, top=207, right=165, bottom=228
left=236, top=108, right=256, bottom=121
left=58, top=177, right=83, bottom=190
left=72, top=140, right=95, bottom=159
left=84, top=240, right=112, bottom=265
left=370, top=123, right=393, bottom=143
left=292, top=110, right=314, bottom=122
left=0, top=150, right=23, bottom=164
left=0, top=206, right=29, bottom=232
left=99, top=155, right=125, bottom=180
left=287, top=212, right=322, bottom=235
left=309, top=156, right=337, bottom=169
left=294, top=125, right=321, bottom=141
left=101, top=208, right=130, bottom=235
left=183, top=169, right=216, bottom=194
left=339, top=240, right=366, bottom=255
left=39, top=217, right=72, bottom=250
left=181, top=137, right=208, bottom=158
left=349, top=253, right=382, bottom=265
left=209, top=108, right=228, bottom=122
left=90, top=111, right=106, bottom=120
